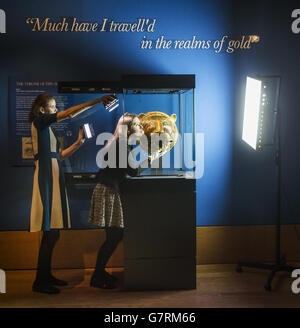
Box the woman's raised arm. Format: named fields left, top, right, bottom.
left=57, top=95, right=116, bottom=122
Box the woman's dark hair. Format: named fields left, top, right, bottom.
left=28, top=94, right=55, bottom=122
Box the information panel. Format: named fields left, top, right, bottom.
left=10, top=78, right=72, bottom=166
left=9, top=78, right=120, bottom=171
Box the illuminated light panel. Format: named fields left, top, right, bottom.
left=242, top=77, right=262, bottom=150
left=108, top=103, right=119, bottom=112
left=104, top=98, right=119, bottom=112
left=84, top=123, right=92, bottom=139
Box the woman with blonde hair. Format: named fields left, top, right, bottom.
left=88, top=113, right=151, bottom=289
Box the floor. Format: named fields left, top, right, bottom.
left=0, top=264, right=300, bottom=308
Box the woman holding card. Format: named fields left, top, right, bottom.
left=29, top=93, right=115, bottom=294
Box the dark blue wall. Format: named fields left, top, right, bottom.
left=0, top=0, right=299, bottom=230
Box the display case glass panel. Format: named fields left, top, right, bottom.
left=58, top=75, right=195, bottom=178
left=123, top=87, right=195, bottom=177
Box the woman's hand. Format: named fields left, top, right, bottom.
left=60, top=127, right=85, bottom=160
left=77, top=127, right=85, bottom=146
left=99, top=95, right=117, bottom=108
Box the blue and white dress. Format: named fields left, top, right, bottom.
left=29, top=113, right=71, bottom=232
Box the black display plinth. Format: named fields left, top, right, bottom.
left=122, top=177, right=196, bottom=290
left=65, top=173, right=196, bottom=290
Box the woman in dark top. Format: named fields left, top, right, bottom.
left=88, top=113, right=151, bottom=289
left=29, top=93, right=115, bottom=294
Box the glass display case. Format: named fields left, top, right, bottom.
left=58, top=75, right=195, bottom=179
left=58, top=78, right=197, bottom=290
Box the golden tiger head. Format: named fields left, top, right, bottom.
left=138, top=111, right=178, bottom=158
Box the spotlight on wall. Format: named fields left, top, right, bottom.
left=242, top=76, right=279, bottom=151
left=249, top=35, right=260, bottom=43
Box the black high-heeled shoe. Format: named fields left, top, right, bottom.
left=32, top=281, right=60, bottom=294
left=90, top=274, right=116, bottom=289
left=103, top=271, right=118, bottom=283
left=47, top=275, right=68, bottom=286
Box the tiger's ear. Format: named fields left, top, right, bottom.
left=170, top=114, right=177, bottom=122
left=138, top=113, right=146, bottom=120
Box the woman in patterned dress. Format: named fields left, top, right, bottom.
left=88, top=113, right=152, bottom=289
left=29, top=93, right=115, bottom=294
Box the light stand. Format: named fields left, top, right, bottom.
left=237, top=76, right=298, bottom=291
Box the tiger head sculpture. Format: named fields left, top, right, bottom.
left=138, top=111, right=178, bottom=160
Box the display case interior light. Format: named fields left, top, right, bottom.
left=242, top=76, right=264, bottom=150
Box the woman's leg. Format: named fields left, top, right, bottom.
left=35, top=229, right=60, bottom=283
left=33, top=229, right=68, bottom=294
left=91, top=227, right=124, bottom=287
left=94, top=227, right=124, bottom=274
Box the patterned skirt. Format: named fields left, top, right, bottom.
left=88, top=183, right=124, bottom=228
